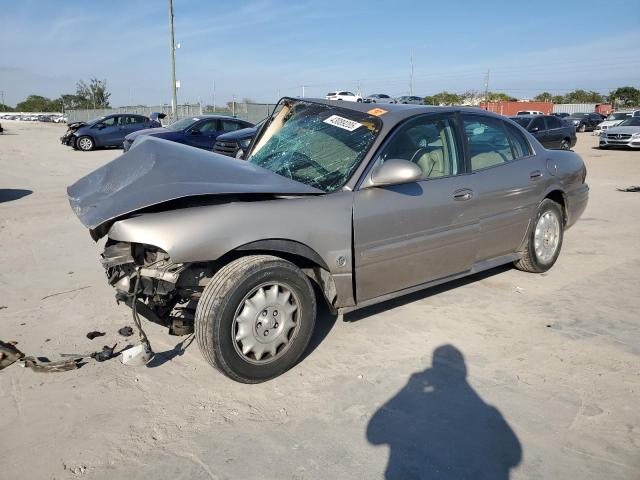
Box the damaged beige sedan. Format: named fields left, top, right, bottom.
left=68, top=98, right=589, bottom=382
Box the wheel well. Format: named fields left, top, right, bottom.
left=545, top=190, right=567, bottom=223
left=215, top=240, right=338, bottom=313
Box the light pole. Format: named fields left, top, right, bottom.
left=168, top=0, right=178, bottom=120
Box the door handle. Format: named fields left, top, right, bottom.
left=453, top=189, right=473, bottom=201
left=529, top=171, right=543, bottom=181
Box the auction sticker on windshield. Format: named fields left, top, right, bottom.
left=323, top=115, right=362, bottom=132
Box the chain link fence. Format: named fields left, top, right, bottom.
left=67, top=102, right=278, bottom=125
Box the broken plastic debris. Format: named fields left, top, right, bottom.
left=117, top=326, right=134, bottom=337
left=121, top=344, right=153, bottom=366
left=91, top=345, right=116, bottom=362
left=86, top=331, right=106, bottom=340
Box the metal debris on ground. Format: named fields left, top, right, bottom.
left=1, top=340, right=25, bottom=370
left=20, top=356, right=83, bottom=372
left=616, top=186, right=640, bottom=192
left=86, top=331, right=106, bottom=340
left=117, top=326, right=134, bottom=337
left=91, top=344, right=117, bottom=362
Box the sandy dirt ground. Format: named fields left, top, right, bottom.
left=0, top=120, right=639, bottom=480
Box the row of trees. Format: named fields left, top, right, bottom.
left=424, top=86, right=640, bottom=107
left=1, top=78, right=111, bottom=112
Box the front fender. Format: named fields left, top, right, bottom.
left=107, top=191, right=354, bottom=276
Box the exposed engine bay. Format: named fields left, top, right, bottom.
left=102, top=241, right=214, bottom=336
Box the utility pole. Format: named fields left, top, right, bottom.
left=301, top=85, right=307, bottom=98
left=409, top=50, right=414, bottom=96
left=0, top=91, right=4, bottom=108
left=168, top=0, right=178, bottom=120
left=232, top=95, right=236, bottom=117
left=483, top=69, right=490, bottom=106
left=212, top=80, right=216, bottom=112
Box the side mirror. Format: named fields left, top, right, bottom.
left=363, top=159, right=422, bottom=188
left=189, top=129, right=200, bottom=135
left=97, top=123, right=106, bottom=129
left=529, top=127, right=540, bottom=133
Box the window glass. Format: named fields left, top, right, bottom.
left=380, top=116, right=460, bottom=179
left=101, top=116, right=117, bottom=126
left=504, top=123, right=532, bottom=159
left=545, top=116, right=561, bottom=129
left=129, top=116, right=146, bottom=124
left=463, top=116, right=514, bottom=171
left=197, top=120, right=218, bottom=132
left=529, top=117, right=545, bottom=131
left=221, top=120, right=242, bottom=132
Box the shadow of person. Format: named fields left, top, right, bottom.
left=367, top=345, right=522, bottom=480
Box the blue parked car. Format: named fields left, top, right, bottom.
left=123, top=115, right=253, bottom=152
left=61, top=113, right=164, bottom=151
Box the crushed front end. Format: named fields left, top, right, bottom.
left=101, top=241, right=212, bottom=336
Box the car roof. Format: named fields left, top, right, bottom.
left=297, top=97, right=504, bottom=126
left=190, top=114, right=245, bottom=121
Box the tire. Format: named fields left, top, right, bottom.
left=599, top=145, right=609, bottom=150
left=560, top=139, right=570, bottom=150
left=76, top=136, right=94, bottom=151
left=514, top=199, right=564, bottom=273
left=195, top=255, right=316, bottom=383
left=578, top=124, right=586, bottom=133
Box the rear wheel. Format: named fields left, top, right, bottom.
left=560, top=139, right=570, bottom=150
left=578, top=124, right=586, bottom=133
left=195, top=255, right=316, bottom=383
left=515, top=199, right=564, bottom=273
left=76, top=136, right=94, bottom=151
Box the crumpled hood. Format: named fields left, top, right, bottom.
left=67, top=136, right=323, bottom=235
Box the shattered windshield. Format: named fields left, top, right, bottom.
left=247, top=101, right=381, bottom=192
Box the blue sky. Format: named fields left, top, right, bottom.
left=1, top=0, right=639, bottom=107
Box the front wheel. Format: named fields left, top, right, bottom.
left=76, top=136, right=94, bottom=151
left=195, top=255, right=317, bottom=383
left=578, top=124, right=586, bottom=133
left=560, top=139, right=570, bottom=150
left=514, top=199, right=564, bottom=273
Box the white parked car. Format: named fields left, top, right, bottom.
left=517, top=110, right=544, bottom=116
left=593, top=111, right=639, bottom=135
left=364, top=93, right=395, bottom=104
left=325, top=91, right=363, bottom=102
left=54, top=116, right=68, bottom=123
left=599, top=116, right=640, bottom=149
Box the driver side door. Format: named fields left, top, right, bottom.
left=94, top=116, right=120, bottom=146
left=353, top=114, right=479, bottom=302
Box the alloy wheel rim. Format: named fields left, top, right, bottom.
left=232, top=282, right=300, bottom=364
left=534, top=211, right=560, bottom=263
left=78, top=138, right=92, bottom=149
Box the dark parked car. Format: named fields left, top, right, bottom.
left=124, top=115, right=253, bottom=152
left=61, top=113, right=164, bottom=151
left=510, top=115, right=576, bottom=150
left=552, top=112, right=570, bottom=118
left=563, top=112, right=603, bottom=132
left=68, top=98, right=588, bottom=383
left=213, top=123, right=261, bottom=159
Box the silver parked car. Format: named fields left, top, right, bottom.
left=598, top=116, right=640, bottom=149
left=396, top=95, right=424, bottom=104
left=68, top=98, right=589, bottom=383
left=364, top=93, right=396, bottom=104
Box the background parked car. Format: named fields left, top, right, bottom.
left=552, top=112, right=570, bottom=118
left=564, top=112, right=603, bottom=132
left=325, top=91, right=363, bottom=102
left=510, top=114, right=576, bottom=150
left=61, top=113, right=162, bottom=151
left=593, top=111, right=636, bottom=135
left=364, top=94, right=395, bottom=104
left=396, top=95, right=424, bottom=104
left=124, top=115, right=253, bottom=152
left=598, top=116, right=640, bottom=149
left=517, top=110, right=544, bottom=115
left=213, top=122, right=262, bottom=159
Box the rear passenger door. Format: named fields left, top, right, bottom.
left=463, top=115, right=545, bottom=262
left=353, top=114, right=479, bottom=302
left=527, top=116, right=548, bottom=147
